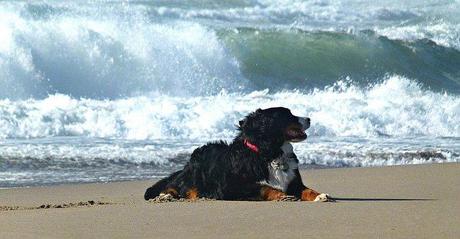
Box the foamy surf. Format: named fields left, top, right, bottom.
left=1, top=76, right=459, bottom=186
left=1, top=76, right=458, bottom=140
left=1, top=0, right=459, bottom=187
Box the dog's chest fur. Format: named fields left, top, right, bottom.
left=259, top=142, right=298, bottom=192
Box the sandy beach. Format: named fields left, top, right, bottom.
left=0, top=163, right=458, bottom=239
left=2, top=1, right=460, bottom=238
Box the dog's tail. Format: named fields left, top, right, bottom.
left=144, top=170, right=182, bottom=200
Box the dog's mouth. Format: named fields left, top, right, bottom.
left=284, top=123, right=307, bottom=142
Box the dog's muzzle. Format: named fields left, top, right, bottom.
left=298, top=117, right=310, bottom=130
left=285, top=117, right=309, bottom=142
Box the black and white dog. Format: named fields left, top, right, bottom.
left=144, top=107, right=329, bottom=201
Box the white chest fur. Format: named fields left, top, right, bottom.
left=259, top=142, right=298, bottom=192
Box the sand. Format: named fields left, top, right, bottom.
left=1, top=163, right=459, bottom=239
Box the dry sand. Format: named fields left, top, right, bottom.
left=1, top=163, right=459, bottom=239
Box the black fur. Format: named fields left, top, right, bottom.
left=144, top=107, right=310, bottom=201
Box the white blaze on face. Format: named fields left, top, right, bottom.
left=298, top=117, right=310, bottom=131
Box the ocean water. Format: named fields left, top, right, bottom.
left=0, top=0, right=459, bottom=187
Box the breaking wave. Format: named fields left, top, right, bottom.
left=1, top=76, right=458, bottom=140
left=1, top=1, right=460, bottom=100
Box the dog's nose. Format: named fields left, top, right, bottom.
left=298, top=117, right=310, bottom=130
left=304, top=117, right=310, bottom=129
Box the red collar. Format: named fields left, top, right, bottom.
left=243, top=139, right=259, bottom=153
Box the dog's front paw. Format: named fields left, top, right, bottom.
left=159, top=193, right=173, bottom=200
left=314, top=193, right=330, bottom=202
left=149, top=193, right=175, bottom=203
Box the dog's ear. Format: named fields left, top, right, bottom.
left=238, top=108, right=265, bottom=132
left=239, top=109, right=261, bottom=128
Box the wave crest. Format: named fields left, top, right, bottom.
left=1, top=2, right=460, bottom=99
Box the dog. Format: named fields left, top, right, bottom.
left=144, top=107, right=329, bottom=201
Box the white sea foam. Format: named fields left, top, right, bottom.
left=294, top=137, right=459, bottom=167
left=375, top=20, right=460, bottom=50
left=0, top=76, right=458, bottom=140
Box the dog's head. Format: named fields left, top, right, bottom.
left=238, top=107, right=310, bottom=144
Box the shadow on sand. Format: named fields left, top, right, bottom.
left=330, top=197, right=435, bottom=202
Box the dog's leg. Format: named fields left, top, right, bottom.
left=144, top=170, right=183, bottom=200
left=155, top=187, right=180, bottom=201
left=260, top=185, right=289, bottom=201
left=229, top=183, right=289, bottom=201
left=184, top=187, right=199, bottom=200
left=300, top=188, right=329, bottom=202
left=287, top=169, right=330, bottom=202
left=159, top=169, right=191, bottom=200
